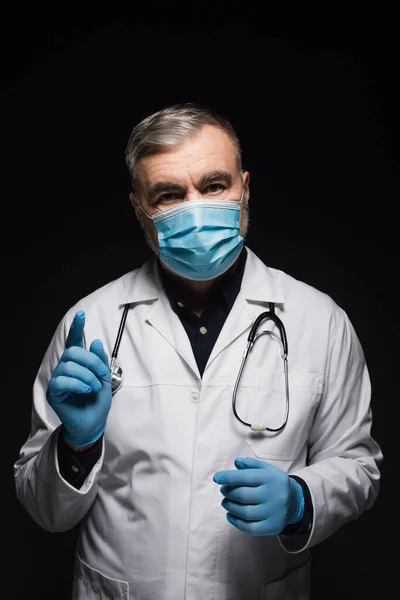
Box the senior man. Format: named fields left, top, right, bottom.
left=15, top=103, right=382, bottom=599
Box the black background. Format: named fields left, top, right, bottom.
left=2, top=6, right=397, bottom=599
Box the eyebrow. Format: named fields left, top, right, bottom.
left=147, top=169, right=233, bottom=202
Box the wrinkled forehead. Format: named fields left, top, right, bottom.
left=135, top=125, right=239, bottom=192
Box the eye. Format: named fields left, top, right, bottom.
left=205, top=183, right=225, bottom=193
left=154, top=183, right=226, bottom=204
left=156, top=193, right=183, bottom=203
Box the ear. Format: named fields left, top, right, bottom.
left=129, top=192, right=143, bottom=222
left=242, top=171, right=250, bottom=203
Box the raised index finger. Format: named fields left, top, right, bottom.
left=65, top=310, right=85, bottom=349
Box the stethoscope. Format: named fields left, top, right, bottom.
left=232, top=302, right=289, bottom=432
left=109, top=301, right=289, bottom=433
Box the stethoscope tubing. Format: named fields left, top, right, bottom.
left=109, top=302, right=290, bottom=432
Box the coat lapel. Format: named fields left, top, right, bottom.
left=205, top=248, right=285, bottom=371
left=146, top=296, right=201, bottom=379
left=121, top=255, right=201, bottom=378
left=119, top=247, right=285, bottom=380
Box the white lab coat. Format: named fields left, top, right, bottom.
left=14, top=246, right=382, bottom=600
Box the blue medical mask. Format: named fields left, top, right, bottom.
left=139, top=177, right=245, bottom=281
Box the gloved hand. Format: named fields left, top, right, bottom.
left=46, top=310, right=112, bottom=447
left=213, top=457, right=304, bottom=536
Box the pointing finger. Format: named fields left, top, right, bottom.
left=65, top=310, right=85, bottom=349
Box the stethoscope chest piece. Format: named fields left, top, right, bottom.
left=111, top=361, right=124, bottom=394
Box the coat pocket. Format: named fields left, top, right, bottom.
left=261, top=560, right=310, bottom=599
left=244, top=372, right=323, bottom=462
left=72, top=553, right=129, bottom=600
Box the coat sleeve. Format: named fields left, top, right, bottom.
left=13, top=308, right=105, bottom=533
left=278, top=303, right=383, bottom=553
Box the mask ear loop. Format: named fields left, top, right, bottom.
left=137, top=201, right=152, bottom=220
left=238, top=171, right=246, bottom=206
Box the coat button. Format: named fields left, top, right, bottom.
left=191, top=392, right=200, bottom=403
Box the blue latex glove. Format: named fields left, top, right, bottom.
left=46, top=310, right=112, bottom=447
left=213, top=457, right=304, bottom=536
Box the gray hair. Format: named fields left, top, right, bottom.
left=125, top=103, right=243, bottom=192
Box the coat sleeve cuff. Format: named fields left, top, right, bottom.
left=57, top=431, right=103, bottom=489
left=280, top=475, right=313, bottom=536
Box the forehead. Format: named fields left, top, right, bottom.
left=137, top=124, right=238, bottom=185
